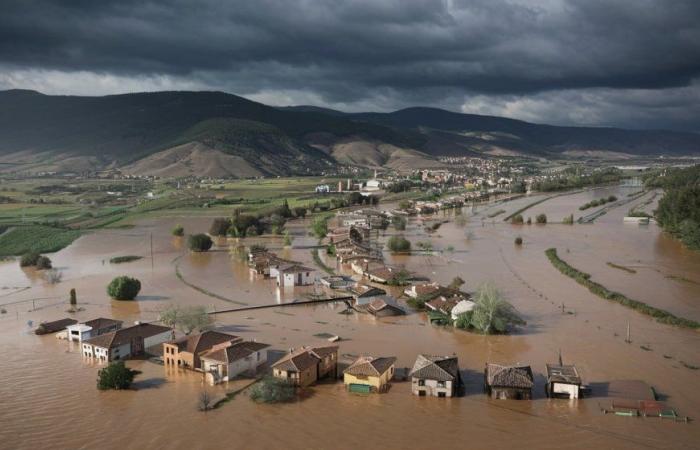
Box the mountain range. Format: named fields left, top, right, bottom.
left=0, top=89, right=698, bottom=177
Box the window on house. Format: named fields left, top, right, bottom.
left=437, top=381, right=445, bottom=388
left=418, top=379, right=425, bottom=386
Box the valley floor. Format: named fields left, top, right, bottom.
left=0, top=184, right=699, bottom=450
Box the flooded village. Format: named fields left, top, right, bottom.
left=1, top=169, right=700, bottom=450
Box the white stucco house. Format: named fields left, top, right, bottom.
left=82, top=323, right=172, bottom=362
left=276, top=264, right=314, bottom=287
left=200, top=340, right=270, bottom=384
left=66, top=317, right=123, bottom=342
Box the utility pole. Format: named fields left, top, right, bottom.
left=625, top=322, right=631, bottom=343
left=150, top=233, right=154, bottom=271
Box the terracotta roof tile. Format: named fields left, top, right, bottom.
left=344, top=356, right=396, bottom=377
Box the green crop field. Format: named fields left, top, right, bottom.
left=0, top=225, right=83, bottom=256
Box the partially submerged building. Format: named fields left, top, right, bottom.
left=271, top=345, right=339, bottom=387
left=163, top=330, right=239, bottom=370
left=275, top=264, right=315, bottom=287
left=410, top=355, right=461, bottom=398
left=199, top=340, right=270, bottom=384
left=484, top=363, right=534, bottom=400
left=35, top=318, right=77, bottom=335
left=66, top=318, right=123, bottom=342
left=343, top=356, right=397, bottom=394
left=545, top=364, right=582, bottom=399
left=348, top=283, right=387, bottom=306
left=82, top=323, right=172, bottom=362
left=366, top=297, right=405, bottom=317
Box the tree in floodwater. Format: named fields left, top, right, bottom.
left=159, top=305, right=213, bottom=335
left=97, top=361, right=141, bottom=390
left=468, top=282, right=523, bottom=334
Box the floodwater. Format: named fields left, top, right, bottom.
left=1, top=185, right=700, bottom=450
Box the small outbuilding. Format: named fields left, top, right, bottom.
left=484, top=363, right=534, bottom=400
left=35, top=318, right=77, bottom=335
left=545, top=364, right=582, bottom=399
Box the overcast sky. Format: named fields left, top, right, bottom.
left=1, top=0, right=699, bottom=131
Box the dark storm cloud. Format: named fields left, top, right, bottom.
left=0, top=0, right=699, bottom=130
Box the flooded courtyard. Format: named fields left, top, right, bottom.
left=1, top=184, right=699, bottom=450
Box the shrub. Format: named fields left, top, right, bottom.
left=107, top=276, right=141, bottom=300
left=511, top=214, right=524, bottom=224
left=562, top=214, right=574, bottom=225
left=526, top=217, right=532, bottom=225
left=36, top=255, right=52, bottom=269
left=109, top=255, right=142, bottom=264
left=172, top=224, right=184, bottom=237
left=249, top=376, right=296, bottom=403
left=514, top=236, right=523, bottom=246
left=608, top=195, right=617, bottom=202
left=392, top=216, right=407, bottom=231
left=387, top=235, right=411, bottom=252
left=293, top=207, right=307, bottom=218
left=245, top=225, right=259, bottom=237
left=536, top=214, right=547, bottom=224
left=198, top=390, right=213, bottom=412
left=448, top=276, right=465, bottom=289
left=20, top=252, right=40, bottom=267
left=97, top=361, right=141, bottom=390
left=44, top=269, right=62, bottom=284
left=387, top=269, right=411, bottom=286
left=69, top=288, right=77, bottom=306
left=209, top=218, right=231, bottom=236
left=188, top=234, right=213, bottom=252
left=283, top=231, right=293, bottom=246
left=311, top=216, right=329, bottom=239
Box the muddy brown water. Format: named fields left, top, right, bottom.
left=1, top=187, right=699, bottom=449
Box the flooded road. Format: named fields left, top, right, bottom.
left=1, top=185, right=699, bottom=449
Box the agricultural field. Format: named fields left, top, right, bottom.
left=0, top=225, right=82, bottom=256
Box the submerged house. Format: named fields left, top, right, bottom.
left=35, top=318, right=77, bottom=335
left=545, top=364, right=582, bottom=399
left=343, top=356, right=397, bottom=394
left=66, top=317, right=123, bottom=342
left=163, top=330, right=239, bottom=370
left=199, top=340, right=270, bottom=384
left=275, top=264, right=315, bottom=287
left=271, top=345, right=339, bottom=387
left=82, top=323, right=172, bottom=362
left=484, top=363, right=534, bottom=400
left=410, top=355, right=462, bottom=398
left=366, top=297, right=405, bottom=317
left=320, top=275, right=355, bottom=290
left=404, top=282, right=440, bottom=299
left=348, top=283, right=387, bottom=306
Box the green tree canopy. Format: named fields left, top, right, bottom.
left=97, top=361, right=141, bottom=390
left=107, top=276, right=141, bottom=300
left=188, top=234, right=213, bottom=252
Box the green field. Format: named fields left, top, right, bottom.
left=0, top=176, right=352, bottom=252
left=0, top=225, right=83, bottom=256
